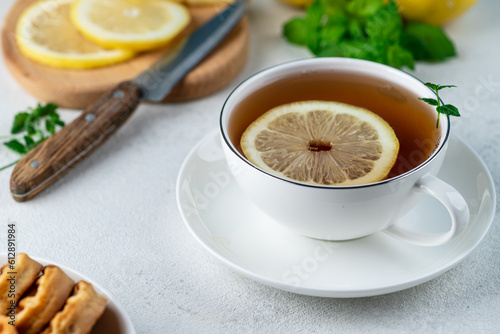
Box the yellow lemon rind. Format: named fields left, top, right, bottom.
left=70, top=0, right=191, bottom=52
left=391, top=0, right=478, bottom=25
left=15, top=0, right=135, bottom=69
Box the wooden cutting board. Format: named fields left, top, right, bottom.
left=1, top=0, right=249, bottom=109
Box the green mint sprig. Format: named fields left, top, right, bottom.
left=419, top=83, right=460, bottom=128
left=283, top=0, right=456, bottom=70
left=0, top=103, right=65, bottom=171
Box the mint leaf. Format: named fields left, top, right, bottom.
left=38, top=102, right=58, bottom=117
left=319, top=25, right=346, bottom=48
left=387, top=44, right=414, bottom=70
left=403, top=23, right=456, bottom=61
left=11, top=112, right=29, bottom=134
left=45, top=119, right=56, bottom=134
left=4, top=140, right=26, bottom=155
left=436, top=84, right=457, bottom=90
left=55, top=119, right=65, bottom=127
left=365, top=1, right=401, bottom=42
left=24, top=116, right=36, bottom=135
left=315, top=43, right=343, bottom=57
left=283, top=18, right=309, bottom=46
left=319, top=0, right=347, bottom=14
left=305, top=1, right=325, bottom=27
left=418, top=97, right=439, bottom=106
left=423, top=82, right=440, bottom=91
left=346, top=19, right=364, bottom=40
left=282, top=0, right=456, bottom=70
left=437, top=104, right=460, bottom=117
left=306, top=29, right=322, bottom=54
left=346, top=0, right=384, bottom=19
left=400, top=33, right=430, bottom=60
left=23, top=135, right=35, bottom=150
left=419, top=82, right=460, bottom=128
left=337, top=40, right=372, bottom=59
left=2, top=103, right=64, bottom=171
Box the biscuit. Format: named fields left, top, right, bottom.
left=41, top=281, right=107, bottom=334
left=0, top=315, right=18, bottom=334
left=0, top=253, right=43, bottom=312
left=15, top=265, right=74, bottom=334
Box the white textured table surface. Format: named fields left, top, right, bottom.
left=1, top=0, right=499, bottom=333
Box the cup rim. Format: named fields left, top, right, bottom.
left=220, top=57, right=451, bottom=189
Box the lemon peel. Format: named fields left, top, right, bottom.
left=70, top=0, right=191, bottom=52
left=391, top=0, right=478, bottom=25
left=15, top=0, right=135, bottom=69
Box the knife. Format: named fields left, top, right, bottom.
left=10, top=0, right=247, bottom=202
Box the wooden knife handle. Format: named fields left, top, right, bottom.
left=10, top=81, right=142, bottom=202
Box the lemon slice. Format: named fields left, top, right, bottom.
left=241, top=101, right=400, bottom=186
left=15, top=0, right=135, bottom=69
left=70, top=0, right=191, bottom=51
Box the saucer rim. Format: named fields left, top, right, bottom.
left=176, top=130, right=496, bottom=298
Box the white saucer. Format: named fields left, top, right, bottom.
left=176, top=130, right=496, bottom=298
left=0, top=254, right=136, bottom=333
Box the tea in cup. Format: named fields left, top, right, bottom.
left=220, top=58, right=469, bottom=246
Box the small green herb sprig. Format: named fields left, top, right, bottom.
left=283, top=0, right=456, bottom=70
left=419, top=83, right=460, bottom=128
left=0, top=103, right=65, bottom=171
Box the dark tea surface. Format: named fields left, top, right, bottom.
left=229, top=70, right=440, bottom=179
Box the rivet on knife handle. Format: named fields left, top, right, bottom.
left=10, top=81, right=141, bottom=202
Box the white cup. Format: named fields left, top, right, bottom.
left=220, top=58, right=469, bottom=246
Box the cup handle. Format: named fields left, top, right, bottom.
left=384, top=174, right=470, bottom=247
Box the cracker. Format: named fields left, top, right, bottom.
left=15, top=266, right=74, bottom=334
left=0, top=253, right=43, bottom=312
left=42, top=280, right=107, bottom=334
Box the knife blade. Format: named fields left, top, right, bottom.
left=10, top=0, right=247, bottom=202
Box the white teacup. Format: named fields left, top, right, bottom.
left=220, top=58, right=469, bottom=246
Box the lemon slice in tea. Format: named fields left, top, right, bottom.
left=16, top=0, right=135, bottom=69
left=70, top=0, right=190, bottom=51
left=240, top=101, right=400, bottom=186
